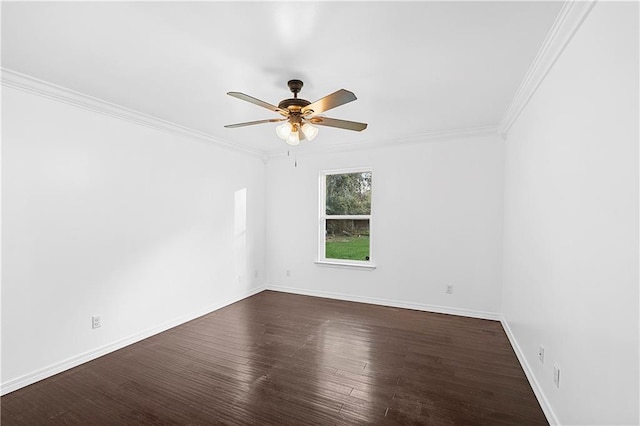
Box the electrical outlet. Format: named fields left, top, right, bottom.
left=92, top=315, right=101, bottom=329
left=553, top=363, right=560, bottom=388
left=254, top=270, right=259, bottom=278
left=538, top=345, right=545, bottom=364
left=286, top=269, right=291, bottom=277
left=446, top=285, right=454, bottom=294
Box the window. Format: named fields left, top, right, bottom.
left=318, top=168, right=373, bottom=268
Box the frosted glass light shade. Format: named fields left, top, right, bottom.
left=286, top=131, right=300, bottom=146
left=301, top=123, right=319, bottom=141
left=276, top=122, right=292, bottom=140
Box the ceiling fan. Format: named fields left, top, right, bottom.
left=224, top=79, right=367, bottom=146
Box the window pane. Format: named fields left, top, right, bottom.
left=326, top=172, right=372, bottom=215
left=325, top=219, right=370, bottom=261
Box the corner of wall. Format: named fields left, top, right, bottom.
left=500, top=316, right=559, bottom=425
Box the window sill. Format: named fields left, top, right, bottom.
left=314, top=260, right=376, bottom=270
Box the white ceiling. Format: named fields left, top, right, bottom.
left=2, top=1, right=562, bottom=155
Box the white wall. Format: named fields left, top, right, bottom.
left=4, top=6, right=637, bottom=424
left=501, top=2, right=639, bottom=425
left=1, top=86, right=266, bottom=392
left=265, top=134, right=504, bottom=318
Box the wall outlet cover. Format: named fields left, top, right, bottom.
left=92, top=315, right=101, bottom=329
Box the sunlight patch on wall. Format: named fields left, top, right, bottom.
left=234, top=188, right=247, bottom=287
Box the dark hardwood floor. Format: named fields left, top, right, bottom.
left=1, top=291, right=547, bottom=425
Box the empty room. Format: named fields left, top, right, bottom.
left=1, top=1, right=638, bottom=425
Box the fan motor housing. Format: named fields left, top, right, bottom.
left=278, top=98, right=311, bottom=111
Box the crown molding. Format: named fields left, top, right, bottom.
left=1, top=68, right=263, bottom=158
left=1, top=67, right=500, bottom=159
left=265, top=125, right=500, bottom=159
left=498, top=0, right=597, bottom=137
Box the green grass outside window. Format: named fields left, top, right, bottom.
left=325, top=236, right=370, bottom=261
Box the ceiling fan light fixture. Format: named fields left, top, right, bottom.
left=276, top=122, right=292, bottom=140
left=301, top=122, right=319, bottom=141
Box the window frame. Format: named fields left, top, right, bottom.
left=317, top=167, right=375, bottom=270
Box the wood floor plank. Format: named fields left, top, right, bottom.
left=1, top=291, right=547, bottom=425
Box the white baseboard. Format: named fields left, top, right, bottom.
left=265, top=283, right=502, bottom=321
left=1, top=284, right=266, bottom=396
left=500, top=317, right=559, bottom=426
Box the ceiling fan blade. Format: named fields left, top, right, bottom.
left=227, top=92, right=288, bottom=114
left=308, top=116, right=367, bottom=132
left=224, top=118, right=286, bottom=128
left=302, top=89, right=357, bottom=115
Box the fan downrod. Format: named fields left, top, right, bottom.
left=279, top=79, right=310, bottom=110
